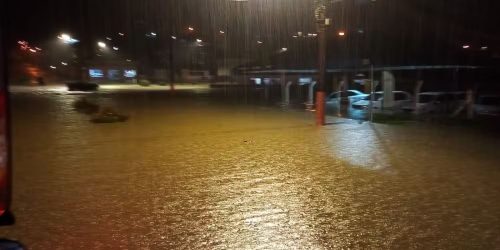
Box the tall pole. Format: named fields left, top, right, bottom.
left=168, top=39, right=175, bottom=91
left=78, top=0, right=90, bottom=81
left=370, top=64, right=374, bottom=122
left=315, top=0, right=329, bottom=126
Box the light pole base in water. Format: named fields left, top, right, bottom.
left=315, top=91, right=326, bottom=126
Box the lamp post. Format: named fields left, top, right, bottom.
left=314, top=0, right=331, bottom=126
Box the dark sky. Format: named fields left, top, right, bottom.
left=4, top=0, right=500, bottom=66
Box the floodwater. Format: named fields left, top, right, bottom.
left=1, top=86, right=500, bottom=249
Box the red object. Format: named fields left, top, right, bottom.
left=315, top=91, right=326, bottom=126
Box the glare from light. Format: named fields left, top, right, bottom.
left=126, top=59, right=132, bottom=62
left=171, top=36, right=177, bottom=39
left=49, top=65, right=57, bottom=69
left=97, top=41, right=107, bottom=48
left=61, top=62, right=68, bottom=66
left=219, top=30, right=225, bottom=34
left=35, top=47, right=42, bottom=51
left=118, top=32, right=125, bottom=36
left=113, top=46, right=119, bottom=51
left=58, top=33, right=79, bottom=44
left=150, top=32, right=157, bottom=36
left=462, top=45, right=470, bottom=49
left=60, top=34, right=70, bottom=40
left=338, top=31, right=346, bottom=36
left=196, top=39, right=202, bottom=43
left=188, top=27, right=194, bottom=31
left=29, top=48, right=37, bottom=53
left=281, top=47, right=288, bottom=52
left=106, top=37, right=112, bottom=41
left=257, top=40, right=263, bottom=44
left=481, top=46, right=488, bottom=50
left=292, top=35, right=298, bottom=38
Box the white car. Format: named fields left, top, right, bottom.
left=352, top=91, right=412, bottom=110
left=402, top=92, right=451, bottom=114
left=403, top=92, right=467, bottom=114
left=475, top=95, right=500, bottom=116
left=326, top=90, right=368, bottom=106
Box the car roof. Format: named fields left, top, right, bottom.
left=418, top=92, right=449, bottom=95
left=374, top=91, right=409, bottom=94
left=478, top=95, right=500, bottom=99
left=331, top=90, right=365, bottom=94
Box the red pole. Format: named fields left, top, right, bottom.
left=316, top=22, right=327, bottom=126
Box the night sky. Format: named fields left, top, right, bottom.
left=4, top=0, right=500, bottom=67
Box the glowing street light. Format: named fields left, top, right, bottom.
left=257, top=40, right=263, bottom=44
left=61, top=62, right=68, bottom=66
left=112, top=46, right=119, bottom=51
left=462, top=44, right=470, bottom=49
left=481, top=46, right=488, bottom=50
left=118, top=32, right=125, bottom=36
left=60, top=34, right=70, bottom=40
left=196, top=39, right=203, bottom=43
left=97, top=41, right=107, bottom=48
left=219, top=30, right=225, bottom=34
left=58, top=33, right=79, bottom=44
left=49, top=65, right=57, bottom=69
left=338, top=31, right=345, bottom=36
left=171, top=36, right=177, bottom=40
left=188, top=27, right=194, bottom=31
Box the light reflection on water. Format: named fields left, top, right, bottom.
left=324, top=122, right=391, bottom=171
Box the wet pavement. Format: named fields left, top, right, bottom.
left=1, top=86, right=500, bottom=249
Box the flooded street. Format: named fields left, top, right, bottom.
left=1, top=87, right=500, bottom=249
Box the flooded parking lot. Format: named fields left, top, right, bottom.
left=1, top=87, right=500, bottom=249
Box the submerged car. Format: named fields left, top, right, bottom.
left=66, top=82, right=99, bottom=92
left=475, top=95, right=500, bottom=116
left=403, top=92, right=467, bottom=114
left=352, top=91, right=412, bottom=110
left=326, top=90, right=368, bottom=107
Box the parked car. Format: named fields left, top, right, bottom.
left=475, top=95, right=500, bottom=116
left=352, top=91, right=412, bottom=110
left=66, top=82, right=99, bottom=91
left=403, top=91, right=469, bottom=114
left=402, top=92, right=451, bottom=114
left=326, top=90, right=368, bottom=106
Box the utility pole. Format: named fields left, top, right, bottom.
left=314, top=0, right=331, bottom=126
left=78, top=0, right=90, bottom=81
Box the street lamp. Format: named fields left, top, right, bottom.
left=58, top=33, right=79, bottom=44
left=97, top=41, right=106, bottom=48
